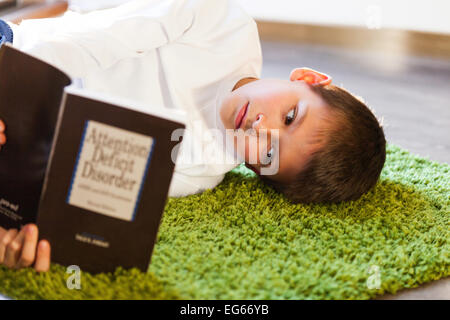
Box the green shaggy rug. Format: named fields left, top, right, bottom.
left=0, top=144, right=449, bottom=299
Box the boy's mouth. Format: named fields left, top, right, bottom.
left=234, top=101, right=249, bottom=129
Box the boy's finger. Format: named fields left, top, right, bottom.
left=0, top=119, right=5, bottom=132
left=0, top=132, right=6, bottom=145
left=0, top=228, right=18, bottom=264
left=1, top=229, right=20, bottom=267
left=34, top=240, right=51, bottom=272
left=17, top=224, right=38, bottom=268
left=0, top=226, right=6, bottom=239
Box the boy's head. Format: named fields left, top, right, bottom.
left=219, top=68, right=386, bottom=203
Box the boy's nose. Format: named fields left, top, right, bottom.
left=252, top=113, right=278, bottom=132
left=252, top=113, right=266, bottom=131
left=252, top=114, right=274, bottom=143
left=251, top=113, right=277, bottom=152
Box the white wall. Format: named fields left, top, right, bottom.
left=236, top=0, right=450, bottom=34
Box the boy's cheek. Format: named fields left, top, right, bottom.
left=219, top=93, right=239, bottom=128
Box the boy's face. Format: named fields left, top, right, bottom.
left=219, top=70, right=333, bottom=183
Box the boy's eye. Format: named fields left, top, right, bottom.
left=285, top=106, right=297, bottom=125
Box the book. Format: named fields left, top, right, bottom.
left=0, top=44, right=185, bottom=273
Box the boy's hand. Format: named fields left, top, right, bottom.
left=0, top=119, right=6, bottom=148
left=0, top=224, right=51, bottom=272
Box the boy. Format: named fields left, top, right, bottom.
left=0, top=0, right=386, bottom=272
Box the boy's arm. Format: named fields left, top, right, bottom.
left=5, top=0, right=203, bottom=78
left=5, top=0, right=261, bottom=80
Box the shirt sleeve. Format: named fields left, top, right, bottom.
left=7, top=0, right=203, bottom=78
left=7, top=0, right=261, bottom=80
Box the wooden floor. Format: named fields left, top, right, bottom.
left=260, top=38, right=450, bottom=299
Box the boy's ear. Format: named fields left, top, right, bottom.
left=290, top=68, right=332, bottom=86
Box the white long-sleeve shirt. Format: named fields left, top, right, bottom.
left=7, top=0, right=263, bottom=197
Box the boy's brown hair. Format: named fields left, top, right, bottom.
left=263, top=84, right=386, bottom=203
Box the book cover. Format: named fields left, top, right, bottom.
left=0, top=44, right=71, bottom=229
left=37, top=88, right=185, bottom=273
left=0, top=44, right=185, bottom=273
